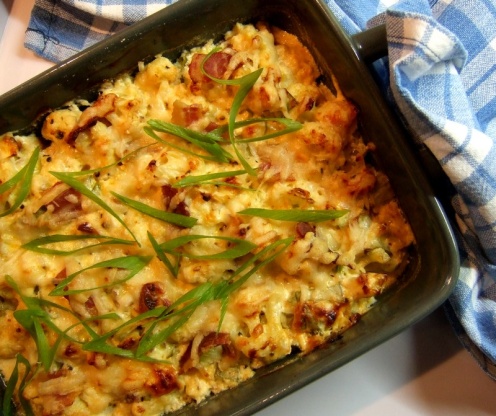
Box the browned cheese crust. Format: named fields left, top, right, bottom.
left=0, top=23, right=414, bottom=415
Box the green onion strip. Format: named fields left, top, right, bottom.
left=238, top=208, right=349, bottom=222
left=0, top=147, right=40, bottom=218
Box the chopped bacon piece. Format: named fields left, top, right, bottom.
left=203, top=52, right=232, bottom=78
left=205, top=121, right=220, bottom=132
left=86, top=352, right=107, bottom=369
left=53, top=269, right=67, bottom=286
left=47, top=188, right=82, bottom=214
left=145, top=366, right=179, bottom=396
left=171, top=101, right=205, bottom=127
left=173, top=201, right=190, bottom=217
left=77, top=222, right=97, bottom=234
left=189, top=52, right=232, bottom=90
left=199, top=332, right=232, bottom=355
left=161, top=184, right=178, bottom=210
left=84, top=296, right=99, bottom=316
left=288, top=187, right=313, bottom=201
left=64, top=344, right=79, bottom=358
left=296, top=222, right=315, bottom=239
left=179, top=342, right=193, bottom=371
left=138, top=282, right=170, bottom=313
left=118, top=337, right=139, bottom=350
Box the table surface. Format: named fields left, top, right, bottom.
left=0, top=1, right=495, bottom=415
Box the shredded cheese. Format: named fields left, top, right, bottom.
left=0, top=23, right=414, bottom=415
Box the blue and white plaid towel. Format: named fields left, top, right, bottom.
left=24, top=0, right=496, bottom=379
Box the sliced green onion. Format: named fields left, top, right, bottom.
left=201, top=48, right=262, bottom=175
left=50, top=171, right=139, bottom=243
left=59, top=144, right=152, bottom=178
left=0, top=147, right=39, bottom=218
left=148, top=232, right=180, bottom=277
left=215, top=237, right=293, bottom=330
left=238, top=208, right=349, bottom=222
left=144, top=126, right=224, bottom=162
left=82, top=306, right=166, bottom=358
left=22, top=234, right=135, bottom=256
left=2, top=353, right=33, bottom=416
left=213, top=117, right=302, bottom=143
left=49, top=255, right=152, bottom=296
left=135, top=237, right=291, bottom=356
left=6, top=276, right=100, bottom=341
left=157, top=234, right=257, bottom=260
left=173, top=169, right=247, bottom=188
left=145, top=121, right=233, bottom=163
left=149, top=233, right=257, bottom=277
left=135, top=282, right=217, bottom=357
left=111, top=192, right=197, bottom=228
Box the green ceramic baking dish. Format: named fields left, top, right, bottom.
left=0, top=0, right=459, bottom=414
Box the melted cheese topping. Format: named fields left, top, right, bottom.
left=0, top=23, right=414, bottom=415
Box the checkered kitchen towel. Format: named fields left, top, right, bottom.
left=25, top=0, right=178, bottom=62
left=24, top=0, right=496, bottom=378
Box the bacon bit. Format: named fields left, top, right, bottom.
left=77, top=222, right=97, bottom=234
left=53, top=269, right=67, bottom=286
left=86, top=352, right=107, bottom=369
left=224, top=176, right=238, bottom=185
left=204, top=52, right=231, bottom=78
left=179, top=342, right=193, bottom=371
left=125, top=393, right=139, bottom=404
left=66, top=93, right=117, bottom=143
left=145, top=366, right=179, bottom=396
left=198, top=332, right=231, bottom=355
left=171, top=101, right=205, bottom=127
left=251, top=324, right=264, bottom=338
left=84, top=296, right=99, bottom=316
left=118, top=337, right=139, bottom=350
left=47, top=188, right=82, bottom=214
left=64, top=344, right=79, bottom=358
left=147, top=160, right=157, bottom=172
left=138, top=282, right=169, bottom=313
left=289, top=187, right=315, bottom=203
left=349, top=313, right=361, bottom=326
left=161, top=184, right=178, bottom=210
left=205, top=121, right=219, bottom=132
left=189, top=52, right=231, bottom=92
left=296, top=222, right=315, bottom=239
left=173, top=201, right=190, bottom=217
left=305, top=97, right=316, bottom=111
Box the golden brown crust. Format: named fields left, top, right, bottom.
left=0, top=23, right=414, bottom=415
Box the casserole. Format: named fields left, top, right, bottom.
left=0, top=0, right=459, bottom=415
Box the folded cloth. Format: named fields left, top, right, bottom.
left=25, top=0, right=178, bottom=62
left=327, top=0, right=496, bottom=380
left=24, top=0, right=496, bottom=378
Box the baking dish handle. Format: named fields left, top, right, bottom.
left=351, top=24, right=388, bottom=64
